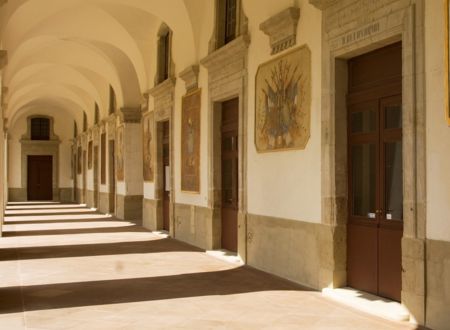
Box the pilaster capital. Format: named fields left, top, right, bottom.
left=120, top=107, right=142, bottom=123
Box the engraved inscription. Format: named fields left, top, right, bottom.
left=342, top=22, right=380, bottom=46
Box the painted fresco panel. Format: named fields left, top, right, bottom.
left=255, top=45, right=311, bottom=152
left=116, top=125, right=124, bottom=181
left=181, top=89, right=201, bottom=192
left=143, top=112, right=154, bottom=182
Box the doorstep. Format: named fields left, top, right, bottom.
left=322, top=287, right=410, bottom=322
left=206, top=249, right=244, bottom=265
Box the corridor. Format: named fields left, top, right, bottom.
left=0, top=203, right=416, bottom=330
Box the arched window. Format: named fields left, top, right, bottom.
left=31, top=117, right=50, bottom=140
left=73, top=121, right=78, bottom=138
left=109, top=85, right=116, bottom=115
left=95, top=103, right=99, bottom=125
left=156, top=24, right=172, bottom=84
left=83, top=112, right=87, bottom=132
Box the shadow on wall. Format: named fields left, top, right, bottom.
left=0, top=266, right=311, bottom=314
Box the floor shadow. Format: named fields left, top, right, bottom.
left=2, top=225, right=147, bottom=237
left=4, top=218, right=114, bottom=225
left=5, top=210, right=99, bottom=217
left=0, top=266, right=311, bottom=314
left=6, top=206, right=89, bottom=211
left=0, top=237, right=202, bottom=261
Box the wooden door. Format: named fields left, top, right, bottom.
left=94, top=145, right=99, bottom=208
left=347, top=43, right=403, bottom=302
left=162, top=121, right=170, bottom=231
left=109, top=140, right=116, bottom=213
left=83, top=150, right=87, bottom=204
left=27, top=155, right=53, bottom=201
left=221, top=98, right=239, bottom=252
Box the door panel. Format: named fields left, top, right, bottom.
left=347, top=43, right=403, bottom=302
left=27, top=156, right=53, bottom=201
left=221, top=98, right=239, bottom=252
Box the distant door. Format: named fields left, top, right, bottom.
left=27, top=155, right=53, bottom=201
left=83, top=150, right=87, bottom=204
left=93, top=145, right=99, bottom=208
left=162, top=121, right=170, bottom=231
left=347, top=43, right=403, bottom=302
left=221, top=98, right=239, bottom=252
left=109, top=140, right=116, bottom=213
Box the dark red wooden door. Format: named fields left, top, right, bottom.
left=162, top=121, right=170, bottom=232
left=27, top=155, right=53, bottom=201
left=347, top=43, right=403, bottom=302
left=221, top=98, right=239, bottom=252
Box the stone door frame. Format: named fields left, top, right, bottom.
left=312, top=0, right=426, bottom=323
left=201, top=35, right=250, bottom=259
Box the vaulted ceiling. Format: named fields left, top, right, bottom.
left=0, top=0, right=204, bottom=128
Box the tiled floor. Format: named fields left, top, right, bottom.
left=0, top=203, right=419, bottom=329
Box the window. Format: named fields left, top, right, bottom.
left=224, top=0, right=237, bottom=44
left=109, top=85, right=116, bottom=115
left=73, top=121, right=78, bottom=138
left=31, top=118, right=50, bottom=140
left=83, top=112, right=87, bottom=132
left=101, top=133, right=106, bottom=184
left=95, top=103, right=99, bottom=125
left=156, top=25, right=172, bottom=84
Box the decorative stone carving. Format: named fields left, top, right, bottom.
left=260, top=7, right=300, bottom=55
left=148, top=77, right=176, bottom=121
left=179, top=65, right=199, bottom=92
left=119, top=107, right=142, bottom=123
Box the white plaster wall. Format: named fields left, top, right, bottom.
left=8, top=109, right=75, bottom=189
left=173, top=0, right=213, bottom=208
left=425, top=0, right=450, bottom=242
left=246, top=0, right=322, bottom=223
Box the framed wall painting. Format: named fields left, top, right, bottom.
left=143, top=112, right=154, bottom=182
left=116, top=125, right=124, bottom=181
left=181, top=88, right=201, bottom=193
left=255, top=45, right=311, bottom=152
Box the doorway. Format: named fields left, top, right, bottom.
left=108, top=140, right=116, bottom=214
left=162, top=121, right=170, bottom=232
left=27, top=155, right=53, bottom=201
left=93, top=145, right=99, bottom=208
left=347, top=43, right=403, bottom=301
left=220, top=98, right=239, bottom=252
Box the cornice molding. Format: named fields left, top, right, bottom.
left=148, top=77, right=176, bottom=99
left=201, top=35, right=250, bottom=73
left=179, top=65, right=199, bottom=92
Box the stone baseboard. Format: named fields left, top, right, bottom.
left=99, top=192, right=110, bottom=214
left=426, top=239, right=450, bottom=329
left=8, top=188, right=27, bottom=202
left=246, top=214, right=343, bottom=290
left=174, top=203, right=214, bottom=250
left=86, top=190, right=94, bottom=208
left=59, top=188, right=73, bottom=203
left=143, top=198, right=162, bottom=231
left=116, top=194, right=143, bottom=223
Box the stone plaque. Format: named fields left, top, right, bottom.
left=181, top=89, right=201, bottom=192
left=142, top=112, right=154, bottom=182
left=255, top=45, right=311, bottom=152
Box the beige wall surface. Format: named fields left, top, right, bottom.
left=425, top=0, right=450, bottom=242
left=246, top=0, right=322, bottom=223
left=8, top=109, right=74, bottom=190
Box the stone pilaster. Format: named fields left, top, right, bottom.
left=115, top=107, right=143, bottom=222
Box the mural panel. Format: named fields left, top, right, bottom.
left=143, top=112, right=154, bottom=182
left=181, top=89, right=201, bottom=193
left=116, top=125, right=124, bottom=181
left=255, top=45, right=311, bottom=152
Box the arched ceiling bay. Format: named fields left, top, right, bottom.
left=0, top=0, right=199, bottom=124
